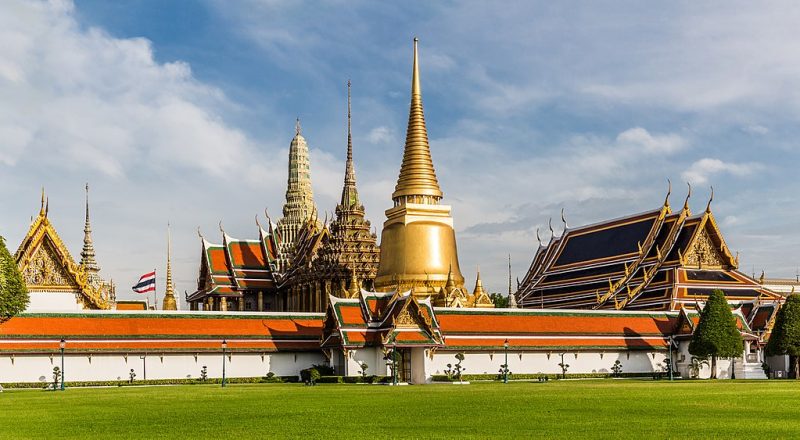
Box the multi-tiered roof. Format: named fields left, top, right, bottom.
left=516, top=187, right=782, bottom=318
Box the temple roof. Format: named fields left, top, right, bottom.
left=189, top=224, right=280, bottom=302
left=15, top=190, right=111, bottom=309
left=0, top=311, right=323, bottom=353
left=516, top=191, right=779, bottom=312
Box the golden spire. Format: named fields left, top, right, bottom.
left=162, top=223, right=177, bottom=310
left=348, top=267, right=360, bottom=298
left=473, top=267, right=486, bottom=297
left=391, top=37, right=443, bottom=203
left=80, top=183, right=100, bottom=282
left=39, top=187, right=46, bottom=217
left=340, top=79, right=360, bottom=208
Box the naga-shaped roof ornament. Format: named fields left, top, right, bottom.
left=561, top=208, right=568, bottom=230
left=705, top=186, right=714, bottom=214
left=548, top=218, right=555, bottom=240
left=664, top=179, right=672, bottom=209
left=683, top=182, right=692, bottom=212
left=535, top=227, right=542, bottom=246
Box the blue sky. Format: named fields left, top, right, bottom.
left=2, top=0, right=799, bottom=304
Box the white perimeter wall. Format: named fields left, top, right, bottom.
left=0, top=352, right=326, bottom=383
left=427, top=351, right=668, bottom=378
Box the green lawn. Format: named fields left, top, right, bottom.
left=1, top=380, right=798, bottom=439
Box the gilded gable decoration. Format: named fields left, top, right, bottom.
left=15, top=189, right=113, bottom=310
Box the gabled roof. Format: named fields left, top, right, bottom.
left=15, top=200, right=110, bottom=309
left=516, top=193, right=782, bottom=312
left=321, top=291, right=443, bottom=348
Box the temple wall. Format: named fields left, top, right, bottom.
left=0, top=352, right=325, bottom=384
left=427, top=350, right=669, bottom=379
left=26, top=292, right=83, bottom=312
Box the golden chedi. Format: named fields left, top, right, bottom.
left=374, top=38, right=465, bottom=303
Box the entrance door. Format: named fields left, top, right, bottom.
left=399, top=349, right=412, bottom=382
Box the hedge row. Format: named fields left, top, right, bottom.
left=1, top=375, right=298, bottom=389
left=431, top=372, right=680, bottom=382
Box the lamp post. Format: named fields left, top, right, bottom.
left=392, top=343, right=398, bottom=386
left=668, top=335, right=674, bottom=381
left=59, top=339, right=65, bottom=391
left=503, top=339, right=509, bottom=384
left=221, top=339, right=227, bottom=388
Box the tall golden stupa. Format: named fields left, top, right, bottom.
left=374, top=38, right=465, bottom=302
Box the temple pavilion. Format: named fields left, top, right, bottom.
left=514, top=185, right=782, bottom=336
left=15, top=186, right=115, bottom=310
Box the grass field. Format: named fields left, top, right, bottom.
left=2, top=380, right=799, bottom=439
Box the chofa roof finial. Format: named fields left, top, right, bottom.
left=683, top=182, right=692, bottom=211
left=664, top=179, right=672, bottom=209
left=561, top=208, right=568, bottom=230
left=548, top=218, right=554, bottom=239
left=536, top=227, right=541, bottom=246
left=705, top=186, right=714, bottom=214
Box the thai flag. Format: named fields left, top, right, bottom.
left=132, top=271, right=156, bottom=294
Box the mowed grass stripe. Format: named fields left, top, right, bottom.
left=1, top=380, right=799, bottom=439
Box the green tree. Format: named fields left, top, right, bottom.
left=688, top=290, right=743, bottom=379
left=0, top=236, right=29, bottom=322
left=489, top=293, right=509, bottom=308
left=766, top=294, right=800, bottom=379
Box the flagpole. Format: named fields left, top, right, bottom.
left=154, top=268, right=157, bottom=311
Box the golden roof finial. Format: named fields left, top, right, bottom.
left=664, top=179, right=672, bottom=209
left=391, top=37, right=443, bottom=202
left=40, top=187, right=46, bottom=216
left=683, top=182, right=692, bottom=212
left=705, top=186, right=714, bottom=214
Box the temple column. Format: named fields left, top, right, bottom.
left=238, top=297, right=245, bottom=311
left=208, top=297, right=214, bottom=311
left=221, top=297, right=228, bottom=312
left=258, top=291, right=264, bottom=311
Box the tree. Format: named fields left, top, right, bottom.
left=0, top=236, right=29, bottom=322
left=489, top=293, right=508, bottom=308
left=766, top=294, right=800, bottom=379
left=688, top=290, right=743, bottom=379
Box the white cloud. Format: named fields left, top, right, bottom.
left=615, top=127, right=688, bottom=153
left=366, top=126, right=393, bottom=144
left=0, top=0, right=264, bottom=180
left=681, top=158, right=762, bottom=184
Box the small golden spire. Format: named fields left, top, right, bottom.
left=40, top=187, right=46, bottom=216
left=163, top=223, right=177, bottom=310
left=392, top=37, right=443, bottom=202
left=295, top=117, right=302, bottom=136
left=473, top=267, right=486, bottom=297
left=348, top=267, right=360, bottom=298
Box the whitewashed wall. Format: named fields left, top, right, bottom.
left=426, top=350, right=669, bottom=380
left=0, top=352, right=325, bottom=383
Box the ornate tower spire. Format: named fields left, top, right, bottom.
left=392, top=37, right=443, bottom=204
left=277, top=118, right=319, bottom=271
left=375, top=38, right=464, bottom=301
left=341, top=80, right=360, bottom=209
left=162, top=223, right=178, bottom=311
left=80, top=183, right=100, bottom=284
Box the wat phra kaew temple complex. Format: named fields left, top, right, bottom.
left=0, top=39, right=791, bottom=384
